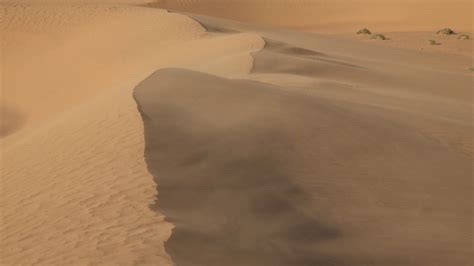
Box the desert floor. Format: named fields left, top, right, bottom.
left=1, top=1, right=472, bottom=265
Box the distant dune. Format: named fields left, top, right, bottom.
left=156, top=0, right=473, bottom=32
left=1, top=0, right=472, bottom=265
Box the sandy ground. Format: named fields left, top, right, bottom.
left=135, top=67, right=471, bottom=265
left=156, top=0, right=473, bottom=32
left=1, top=0, right=472, bottom=265
left=133, top=15, right=472, bottom=265
left=1, top=2, right=262, bottom=264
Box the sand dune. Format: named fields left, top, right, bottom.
left=135, top=67, right=471, bottom=265
left=1, top=0, right=472, bottom=265
left=156, top=0, right=473, bottom=32
left=0, top=4, right=197, bottom=264
left=1, top=3, right=203, bottom=137
left=1, top=3, right=262, bottom=264
left=132, top=16, right=472, bottom=265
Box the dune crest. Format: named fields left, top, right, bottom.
left=1, top=1, right=472, bottom=265
left=1, top=3, right=263, bottom=264
left=133, top=20, right=472, bottom=264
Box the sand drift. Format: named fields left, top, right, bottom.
left=1, top=1, right=472, bottom=265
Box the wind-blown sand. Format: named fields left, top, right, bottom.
left=1, top=3, right=261, bottom=264
left=1, top=0, right=472, bottom=265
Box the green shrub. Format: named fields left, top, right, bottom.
left=457, top=34, right=470, bottom=40
left=437, top=28, right=456, bottom=35
left=371, top=34, right=386, bottom=40
left=357, top=28, right=371, bottom=34
left=429, top=40, right=440, bottom=45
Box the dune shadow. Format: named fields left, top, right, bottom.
left=133, top=69, right=350, bottom=266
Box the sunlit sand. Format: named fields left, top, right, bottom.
left=1, top=1, right=472, bottom=265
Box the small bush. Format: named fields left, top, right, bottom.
left=429, top=40, right=440, bottom=45
left=357, top=28, right=371, bottom=34
left=437, top=28, right=456, bottom=35
left=371, top=34, right=386, bottom=40
left=457, top=34, right=470, bottom=40
left=469, top=67, right=474, bottom=71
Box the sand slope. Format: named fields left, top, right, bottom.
left=1, top=1, right=472, bottom=265
left=133, top=14, right=472, bottom=266
left=135, top=67, right=471, bottom=265
left=0, top=4, right=199, bottom=264
left=156, top=0, right=473, bottom=32
left=0, top=3, right=262, bottom=264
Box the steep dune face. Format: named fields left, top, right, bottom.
left=135, top=68, right=471, bottom=266
left=0, top=4, right=202, bottom=265
left=0, top=3, right=263, bottom=265
left=133, top=15, right=472, bottom=266
left=156, top=0, right=473, bottom=32
left=1, top=1, right=472, bottom=265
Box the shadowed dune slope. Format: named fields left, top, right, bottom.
left=1, top=1, right=472, bottom=265
left=134, top=68, right=471, bottom=266
left=134, top=12, right=472, bottom=266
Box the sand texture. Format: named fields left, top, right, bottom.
left=134, top=68, right=471, bottom=265
left=156, top=0, right=473, bottom=32
left=1, top=0, right=472, bottom=265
